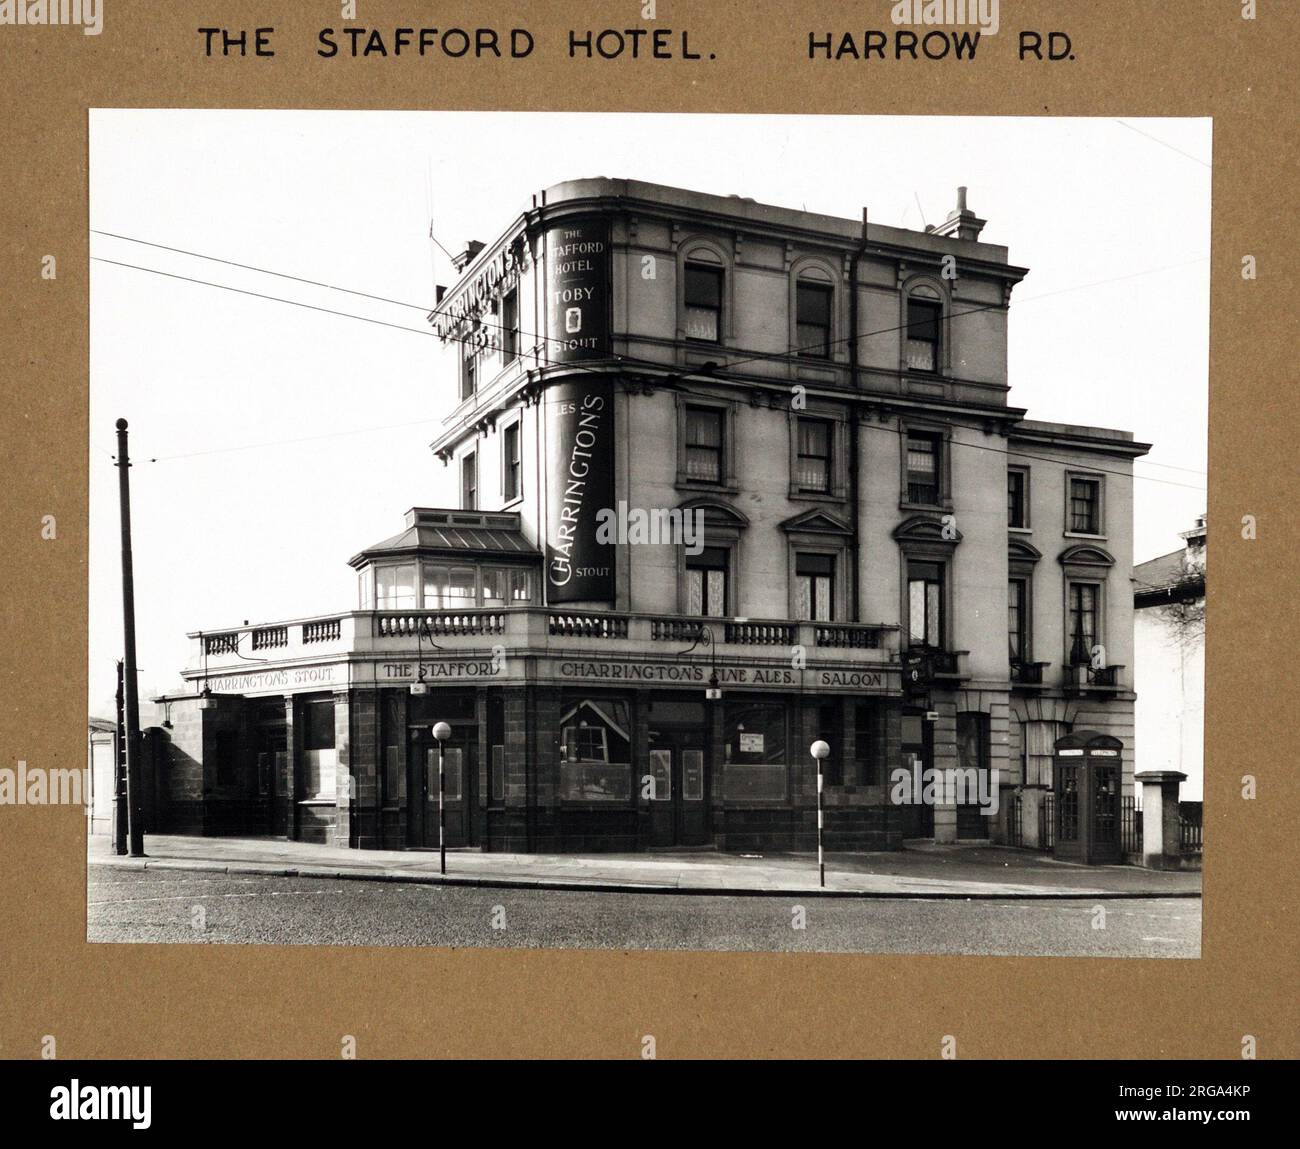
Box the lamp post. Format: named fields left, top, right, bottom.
left=432, top=721, right=451, bottom=874
left=810, top=740, right=830, bottom=888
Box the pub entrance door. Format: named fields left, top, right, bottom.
left=901, top=711, right=935, bottom=838
left=646, top=700, right=710, bottom=847
left=409, top=723, right=478, bottom=849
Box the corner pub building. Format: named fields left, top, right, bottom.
left=151, top=178, right=1150, bottom=855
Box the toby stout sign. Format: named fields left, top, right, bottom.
left=545, top=378, right=616, bottom=603
left=545, top=218, right=609, bottom=360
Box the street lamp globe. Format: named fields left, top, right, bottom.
left=432, top=721, right=452, bottom=742
left=810, top=740, right=830, bottom=760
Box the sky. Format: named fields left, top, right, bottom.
left=88, top=111, right=1211, bottom=719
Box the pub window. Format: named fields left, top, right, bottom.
left=1007, top=468, right=1028, bottom=528
left=1068, top=476, right=1102, bottom=534
left=559, top=698, right=633, bottom=802
left=796, top=417, right=833, bottom=494
left=357, top=569, right=373, bottom=610
left=460, top=348, right=477, bottom=401
left=375, top=564, right=417, bottom=610
left=854, top=702, right=882, bottom=786
left=501, top=288, right=519, bottom=364
left=905, top=297, right=942, bottom=372
left=684, top=405, right=724, bottom=484
left=722, top=702, right=788, bottom=801
left=502, top=421, right=522, bottom=502
left=795, top=552, right=835, bottom=622
left=508, top=568, right=533, bottom=603
left=684, top=263, right=723, bottom=343
left=1068, top=582, right=1100, bottom=665
left=215, top=729, right=239, bottom=789
left=482, top=568, right=508, bottom=608
left=1009, top=577, right=1030, bottom=663
left=686, top=545, right=729, bottom=618
left=461, top=451, right=477, bottom=510
left=905, top=430, right=942, bottom=505
left=796, top=281, right=833, bottom=358
left=907, top=560, right=945, bottom=650
left=301, top=699, right=337, bottom=801
left=423, top=565, right=476, bottom=610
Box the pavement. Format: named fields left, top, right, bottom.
left=87, top=834, right=1202, bottom=900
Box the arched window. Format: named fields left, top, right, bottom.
left=901, top=277, right=948, bottom=374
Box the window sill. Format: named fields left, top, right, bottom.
left=898, top=499, right=954, bottom=514
left=1009, top=525, right=1033, bottom=535
left=788, top=488, right=846, bottom=504
left=675, top=477, right=739, bottom=495
left=298, top=798, right=336, bottom=807
left=1063, top=530, right=1108, bottom=542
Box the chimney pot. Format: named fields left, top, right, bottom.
left=957, top=186, right=968, bottom=211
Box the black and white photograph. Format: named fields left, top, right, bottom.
left=86, top=111, right=1209, bottom=957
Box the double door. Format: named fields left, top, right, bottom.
left=647, top=739, right=709, bottom=846
left=409, top=724, right=478, bottom=848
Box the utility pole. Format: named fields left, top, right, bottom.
left=113, top=658, right=127, bottom=856
left=115, top=418, right=145, bottom=857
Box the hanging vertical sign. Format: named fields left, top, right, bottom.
left=545, top=378, right=616, bottom=604
left=545, top=218, right=610, bottom=361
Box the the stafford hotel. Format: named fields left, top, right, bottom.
left=153, top=178, right=1150, bottom=854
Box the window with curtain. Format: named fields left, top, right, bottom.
left=1069, top=476, right=1101, bottom=533
left=908, top=561, right=944, bottom=649
left=1009, top=578, right=1028, bottom=662
left=686, top=545, right=728, bottom=617
left=684, top=406, right=723, bottom=483
left=684, top=263, right=723, bottom=342
left=796, top=418, right=832, bottom=493
left=796, top=281, right=832, bottom=358
left=795, top=553, right=835, bottom=621
left=1068, top=582, right=1099, bottom=664
left=905, top=297, right=941, bottom=371
left=906, top=431, right=941, bottom=504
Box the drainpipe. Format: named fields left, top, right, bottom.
left=849, top=208, right=868, bottom=623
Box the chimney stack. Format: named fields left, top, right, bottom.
left=932, top=186, right=986, bottom=242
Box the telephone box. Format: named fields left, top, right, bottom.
left=1052, top=731, right=1123, bottom=865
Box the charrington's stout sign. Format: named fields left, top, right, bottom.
left=545, top=218, right=609, bottom=360
left=546, top=377, right=616, bottom=603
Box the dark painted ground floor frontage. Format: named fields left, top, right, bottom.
left=139, top=681, right=1046, bottom=854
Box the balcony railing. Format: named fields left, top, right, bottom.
left=302, top=619, right=341, bottom=644
left=548, top=612, right=629, bottom=639
left=1063, top=662, right=1125, bottom=692
left=376, top=611, right=506, bottom=638
left=1010, top=660, right=1050, bottom=687
left=251, top=625, right=288, bottom=651
left=186, top=608, right=900, bottom=681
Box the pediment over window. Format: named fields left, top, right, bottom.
left=892, top=514, right=961, bottom=547
left=677, top=497, right=750, bottom=532
left=1058, top=543, right=1115, bottom=569
left=779, top=508, right=852, bottom=536
left=1009, top=539, right=1043, bottom=563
